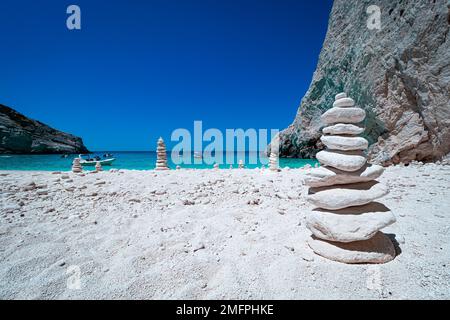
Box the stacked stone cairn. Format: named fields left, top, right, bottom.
left=155, top=137, right=169, bottom=170
left=72, top=158, right=83, bottom=173
left=95, top=161, right=103, bottom=172
left=304, top=92, right=397, bottom=264
left=269, top=152, right=279, bottom=172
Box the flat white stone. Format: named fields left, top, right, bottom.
left=306, top=202, right=396, bottom=242
left=335, top=92, right=347, bottom=100
left=321, top=135, right=369, bottom=151
left=307, top=232, right=396, bottom=264
left=333, top=97, right=355, bottom=108
left=321, top=107, right=366, bottom=124
left=307, top=181, right=389, bottom=210
left=304, top=164, right=384, bottom=187
left=316, top=150, right=366, bottom=172
left=322, top=123, right=364, bottom=135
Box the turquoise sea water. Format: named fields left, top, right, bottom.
left=0, top=152, right=318, bottom=171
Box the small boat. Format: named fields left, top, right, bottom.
left=78, top=155, right=115, bottom=166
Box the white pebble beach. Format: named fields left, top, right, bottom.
left=0, top=164, right=449, bottom=299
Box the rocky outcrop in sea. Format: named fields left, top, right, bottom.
left=0, top=104, right=89, bottom=154
left=275, top=0, right=450, bottom=165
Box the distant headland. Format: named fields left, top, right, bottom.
left=0, top=104, right=89, bottom=154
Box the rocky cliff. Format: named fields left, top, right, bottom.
left=277, top=0, right=450, bottom=165
left=0, top=104, right=89, bottom=154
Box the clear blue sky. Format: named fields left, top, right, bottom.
left=1, top=0, right=333, bottom=151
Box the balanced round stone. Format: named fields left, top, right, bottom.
left=307, top=181, right=389, bottom=210
left=304, top=164, right=384, bottom=188
left=322, top=123, right=364, bottom=135
left=307, top=232, right=396, bottom=264
left=316, top=150, right=366, bottom=172
left=306, top=202, right=396, bottom=243
left=321, top=107, right=366, bottom=124
left=335, top=92, right=347, bottom=100
left=321, top=135, right=368, bottom=151
left=333, top=97, right=355, bottom=108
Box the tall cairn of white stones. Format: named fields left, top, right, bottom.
left=72, top=158, right=82, bottom=173
left=269, top=152, right=279, bottom=172
left=155, top=137, right=169, bottom=170
left=304, top=92, right=397, bottom=264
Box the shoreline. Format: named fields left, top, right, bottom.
left=0, top=167, right=308, bottom=173
left=1, top=164, right=449, bottom=299
left=0, top=153, right=320, bottom=172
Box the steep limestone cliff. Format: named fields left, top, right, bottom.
left=277, top=0, right=450, bottom=165
left=0, top=104, right=89, bottom=154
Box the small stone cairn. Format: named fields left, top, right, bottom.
left=304, top=92, right=397, bottom=264
left=95, top=161, right=103, bottom=172
left=155, top=137, right=169, bottom=170
left=269, top=152, right=279, bottom=172
left=72, top=158, right=83, bottom=173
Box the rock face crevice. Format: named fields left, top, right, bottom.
left=276, top=0, right=450, bottom=165
left=0, top=104, right=89, bottom=154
